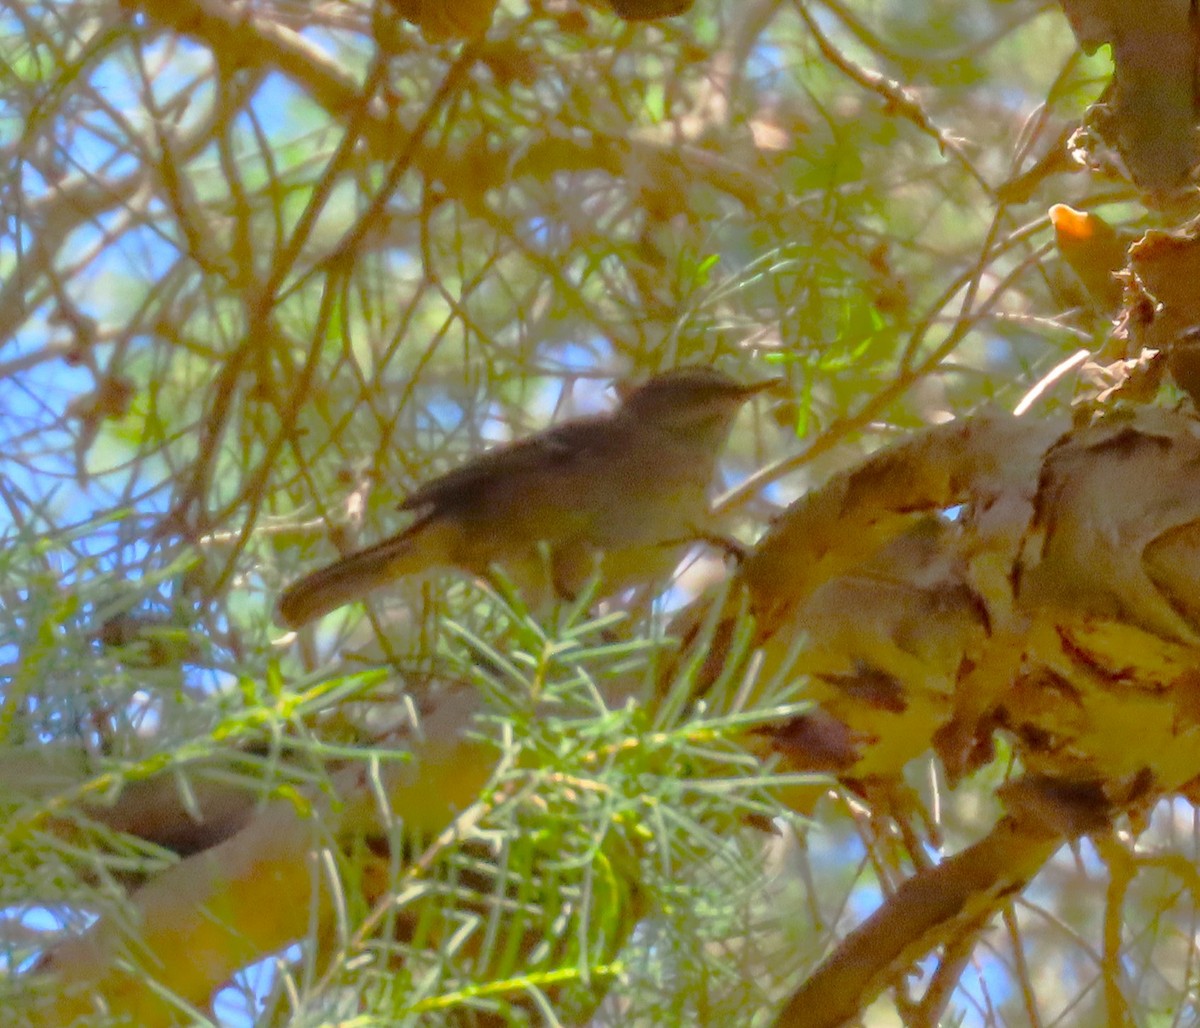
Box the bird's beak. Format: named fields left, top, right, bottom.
left=737, top=377, right=784, bottom=397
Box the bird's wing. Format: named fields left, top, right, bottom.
left=398, top=415, right=614, bottom=514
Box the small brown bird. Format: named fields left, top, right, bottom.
left=277, top=368, right=775, bottom=628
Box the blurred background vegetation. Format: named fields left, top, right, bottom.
left=1, top=0, right=1189, bottom=1024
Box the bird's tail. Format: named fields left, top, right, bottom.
left=277, top=517, right=455, bottom=628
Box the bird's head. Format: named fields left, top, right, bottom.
left=617, top=367, right=778, bottom=436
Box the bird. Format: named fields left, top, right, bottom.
left=277, top=367, right=776, bottom=628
